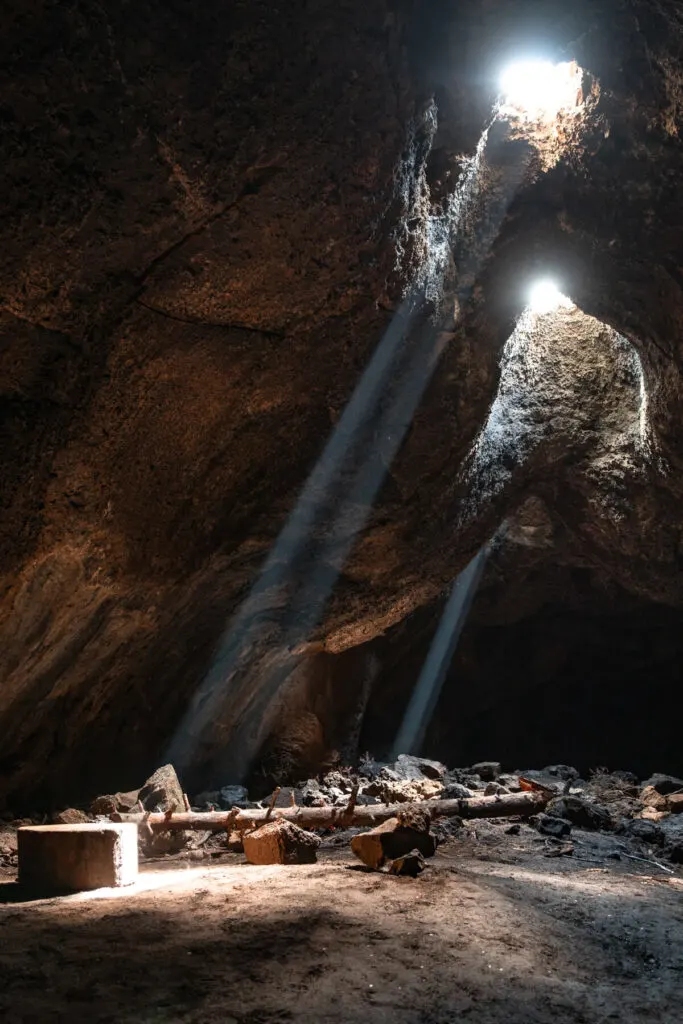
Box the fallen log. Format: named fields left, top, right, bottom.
left=111, top=790, right=548, bottom=832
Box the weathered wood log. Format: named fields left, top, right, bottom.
left=111, top=791, right=547, bottom=832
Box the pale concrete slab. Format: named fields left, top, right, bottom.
left=18, top=822, right=138, bottom=891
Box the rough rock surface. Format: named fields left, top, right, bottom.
left=243, top=819, right=320, bottom=866
left=351, top=816, right=436, bottom=869
left=3, top=1, right=683, bottom=803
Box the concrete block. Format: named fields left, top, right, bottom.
left=18, top=823, right=138, bottom=891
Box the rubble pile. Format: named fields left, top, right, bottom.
left=1, top=759, right=682, bottom=876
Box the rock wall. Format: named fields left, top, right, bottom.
left=2, top=0, right=683, bottom=806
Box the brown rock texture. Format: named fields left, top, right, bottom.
left=351, top=816, right=436, bottom=869
left=243, top=819, right=320, bottom=866
left=2, top=0, right=683, bottom=805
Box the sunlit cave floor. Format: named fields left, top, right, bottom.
left=1, top=827, right=682, bottom=1024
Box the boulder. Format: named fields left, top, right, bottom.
left=392, top=755, right=447, bottom=781
left=138, top=764, right=184, bottom=813
left=547, top=795, right=613, bottom=831
left=52, top=808, right=90, bottom=825
left=243, top=819, right=320, bottom=865
left=351, top=816, right=436, bottom=869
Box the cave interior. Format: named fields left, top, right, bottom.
left=2, top=1, right=683, bottom=1021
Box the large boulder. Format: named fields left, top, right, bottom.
left=138, top=765, right=184, bottom=813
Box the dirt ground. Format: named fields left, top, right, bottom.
left=1, top=821, right=682, bottom=1024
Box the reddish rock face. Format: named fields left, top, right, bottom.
left=2, top=1, right=683, bottom=806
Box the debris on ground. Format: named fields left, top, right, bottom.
left=351, top=812, right=436, bottom=870
left=243, top=819, right=320, bottom=865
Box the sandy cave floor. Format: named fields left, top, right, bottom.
left=1, top=823, right=682, bottom=1024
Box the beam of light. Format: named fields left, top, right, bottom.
left=499, top=60, right=582, bottom=120
left=166, top=106, right=537, bottom=786
left=528, top=279, right=574, bottom=314
left=391, top=534, right=498, bottom=759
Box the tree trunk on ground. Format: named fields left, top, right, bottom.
left=112, top=791, right=548, bottom=832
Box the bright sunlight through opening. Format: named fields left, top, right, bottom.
left=500, top=60, right=582, bottom=120
left=528, top=279, right=574, bottom=314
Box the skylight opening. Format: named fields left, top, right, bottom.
left=527, top=279, right=575, bottom=314
left=499, top=60, right=583, bottom=121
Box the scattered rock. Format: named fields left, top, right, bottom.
left=393, top=754, right=447, bottom=781
left=220, top=785, right=250, bottom=807
left=498, top=774, right=522, bottom=792
left=667, top=793, right=683, bottom=814
left=351, top=816, right=436, bottom=870
left=301, top=780, right=327, bottom=807
left=365, top=777, right=443, bottom=804
left=639, top=806, right=670, bottom=822
left=470, top=762, right=501, bottom=781
left=243, top=819, right=320, bottom=865
left=536, top=814, right=572, bottom=839
left=640, top=786, right=669, bottom=811
left=484, top=782, right=509, bottom=796
left=52, top=808, right=90, bottom=825
left=90, top=795, right=118, bottom=815
left=138, top=764, right=185, bottom=813
left=388, top=849, right=426, bottom=876
left=0, top=827, right=18, bottom=866
left=442, top=782, right=475, bottom=800
left=620, top=819, right=664, bottom=845
left=641, top=774, right=683, bottom=796
left=544, top=765, right=580, bottom=781
left=547, top=795, right=613, bottom=831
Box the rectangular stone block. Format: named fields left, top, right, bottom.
left=18, top=823, right=138, bottom=892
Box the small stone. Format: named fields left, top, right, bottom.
left=388, top=849, right=426, bottom=876
left=138, top=764, right=184, bottom=813
left=351, top=817, right=436, bottom=869
left=51, top=808, right=90, bottom=825
left=667, top=793, right=683, bottom=814
left=471, top=762, right=501, bottom=781
left=640, top=786, right=669, bottom=811
left=536, top=814, right=572, bottom=839
left=243, top=819, right=320, bottom=865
